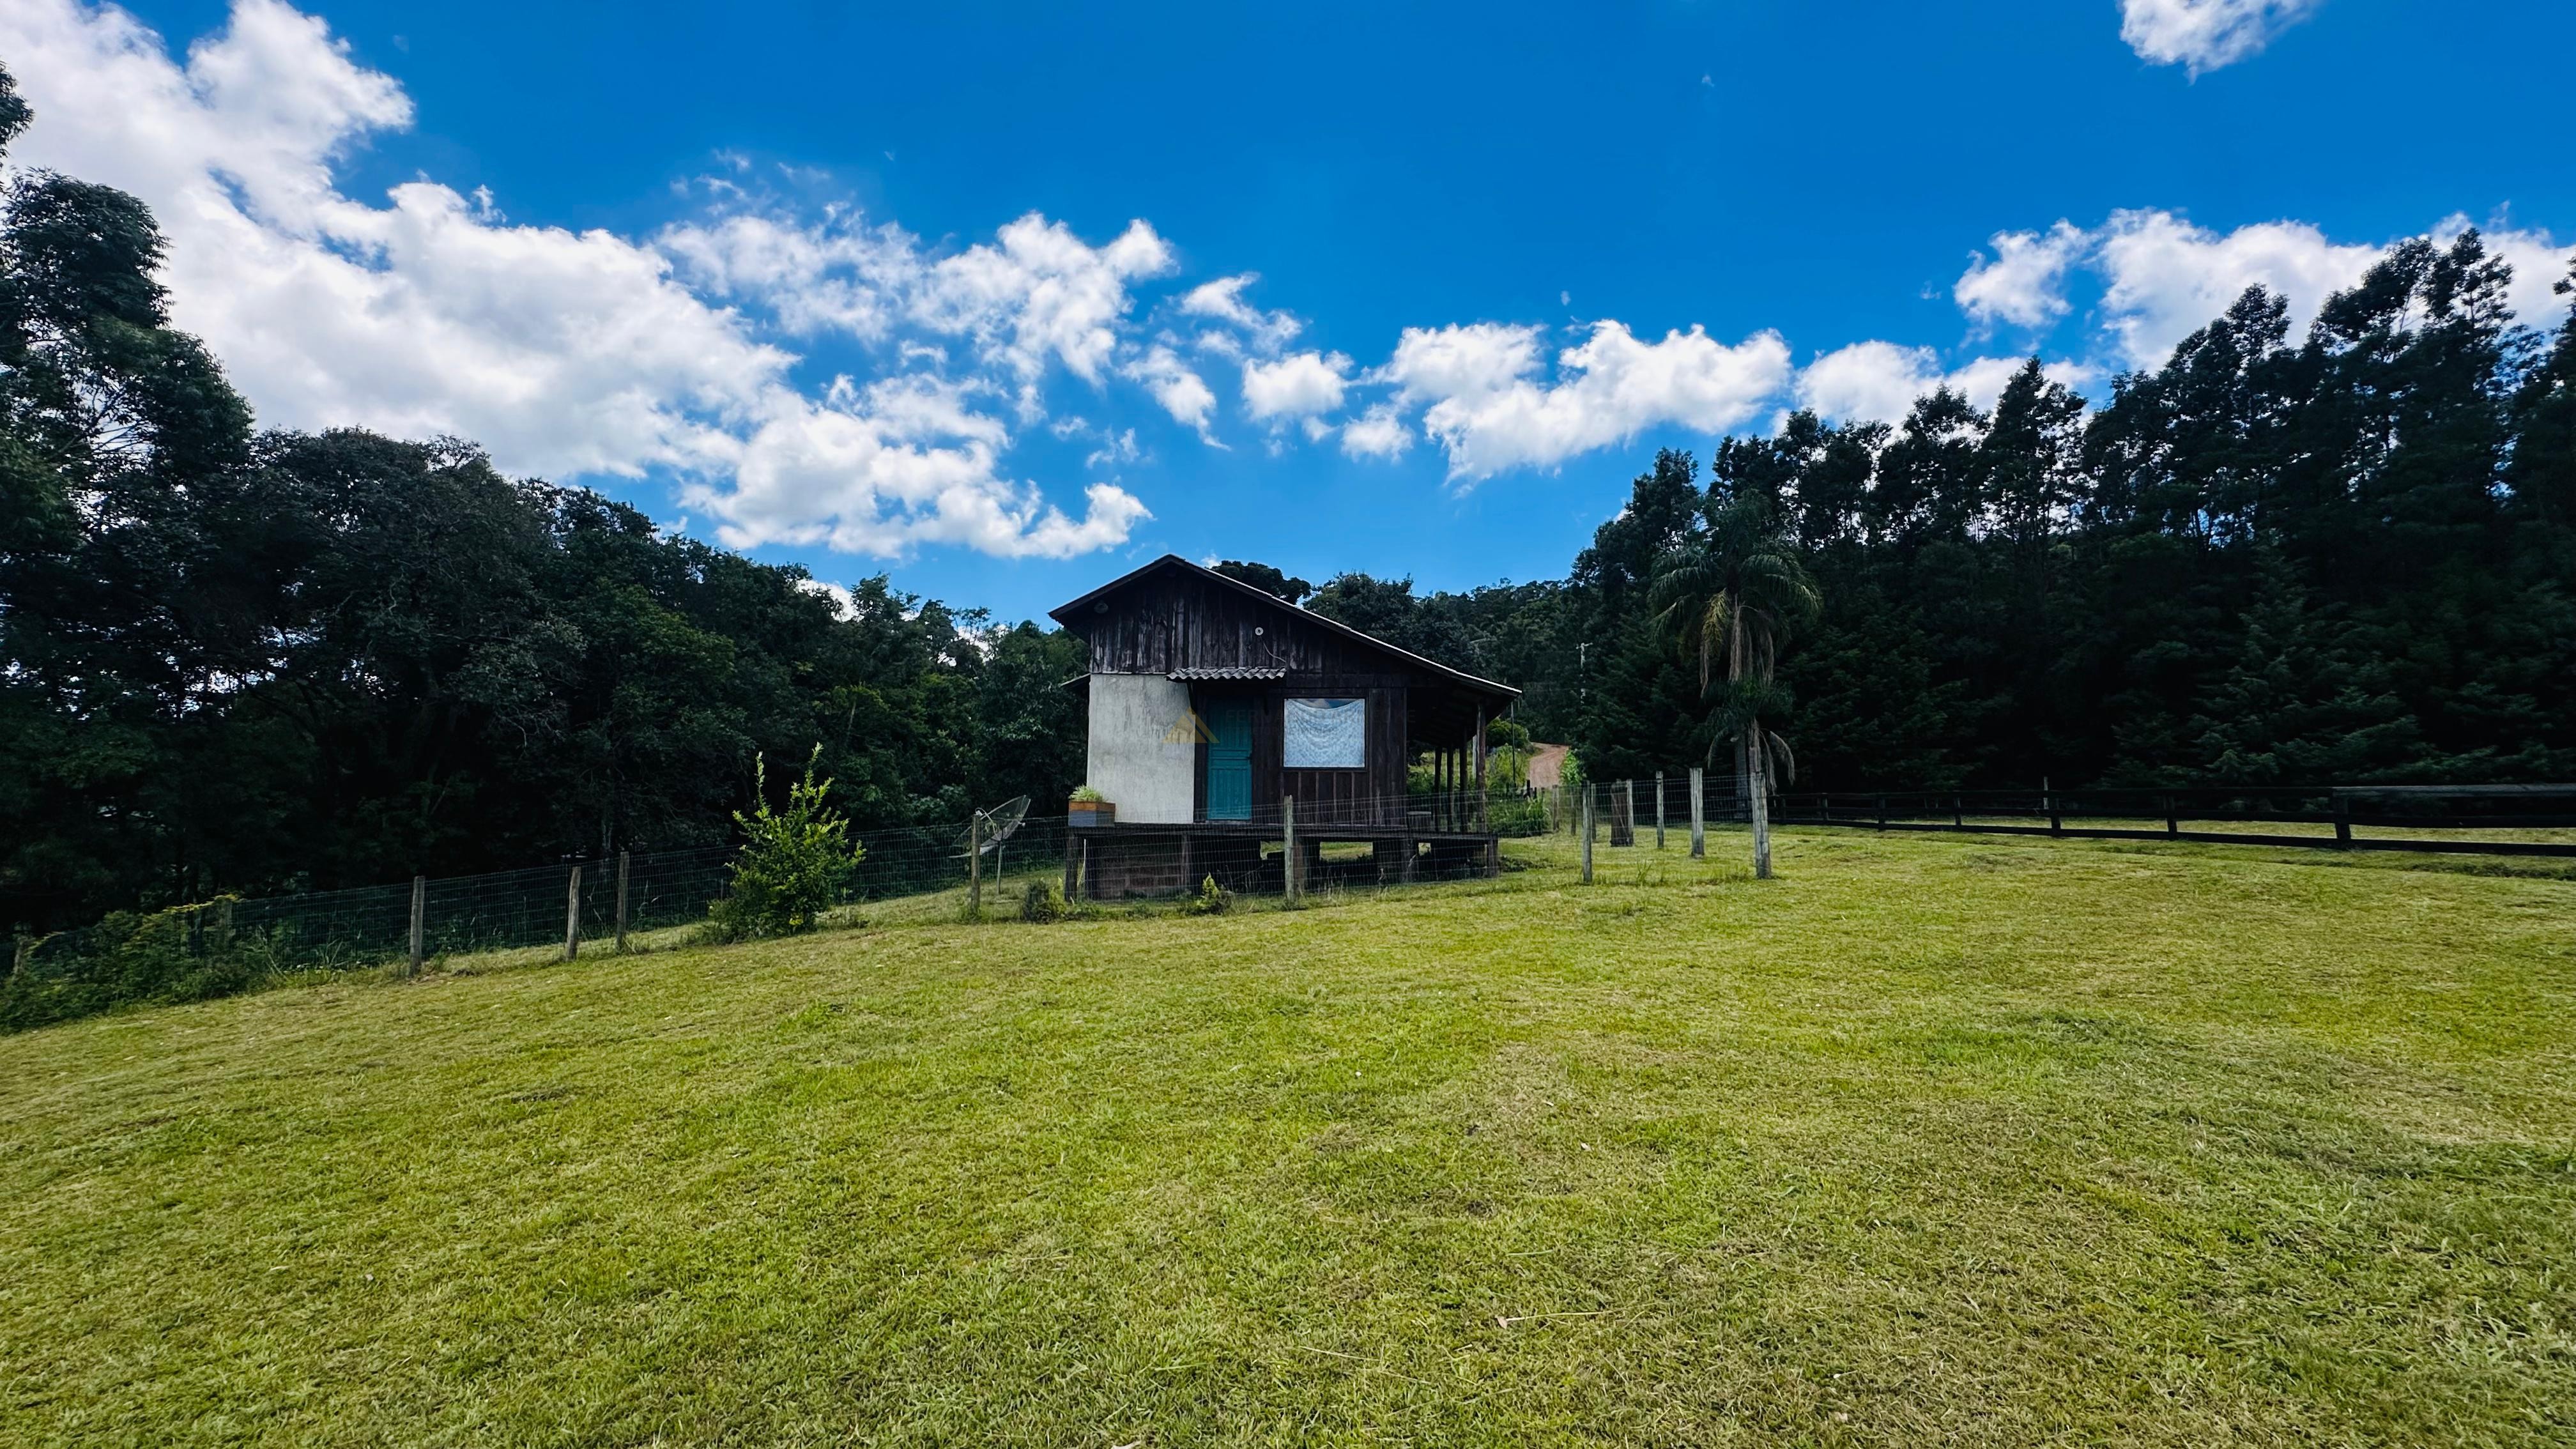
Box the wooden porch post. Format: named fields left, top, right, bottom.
left=1689, top=766, right=1706, bottom=859
left=1473, top=709, right=1487, bottom=832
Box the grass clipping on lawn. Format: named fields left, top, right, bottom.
left=3, top=830, right=2572, bottom=1446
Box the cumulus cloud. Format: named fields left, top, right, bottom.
left=658, top=209, right=916, bottom=338
left=914, top=213, right=1174, bottom=387
left=2089, top=209, right=2384, bottom=366
left=1793, top=342, right=2093, bottom=424
left=2119, top=0, right=2322, bottom=75
left=1383, top=321, right=1791, bottom=482
left=1123, top=346, right=1219, bottom=440
left=1241, top=350, right=1350, bottom=421
left=0, top=0, right=1150, bottom=558
left=1339, top=402, right=1413, bottom=460
left=1956, top=221, right=2090, bottom=332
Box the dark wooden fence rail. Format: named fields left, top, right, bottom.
left=1766, top=784, right=2576, bottom=858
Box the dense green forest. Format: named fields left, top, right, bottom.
left=0, top=70, right=1084, bottom=934
left=5, top=55, right=2573, bottom=935
left=1294, top=236, right=2576, bottom=797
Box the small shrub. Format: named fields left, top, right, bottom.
left=1020, top=880, right=1073, bottom=923
left=1188, top=874, right=1231, bottom=916
left=0, top=899, right=257, bottom=1034
left=707, top=746, right=865, bottom=942
left=1069, top=785, right=1106, bottom=804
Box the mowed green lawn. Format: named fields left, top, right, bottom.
left=4, top=831, right=2572, bottom=1446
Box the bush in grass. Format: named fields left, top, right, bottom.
left=1188, top=874, right=1230, bottom=916
left=1021, top=880, right=1073, bottom=923
left=707, top=747, right=864, bottom=942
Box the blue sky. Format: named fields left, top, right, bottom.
left=6, top=0, right=2573, bottom=624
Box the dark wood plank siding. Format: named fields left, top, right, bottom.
left=1083, top=571, right=1508, bottom=822
left=1080, top=576, right=1381, bottom=678
left=1252, top=685, right=1407, bottom=826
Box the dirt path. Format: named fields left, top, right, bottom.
left=1525, top=743, right=1570, bottom=788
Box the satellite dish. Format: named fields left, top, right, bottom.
left=953, top=795, right=1031, bottom=857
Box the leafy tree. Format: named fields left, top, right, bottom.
left=1213, top=559, right=1312, bottom=604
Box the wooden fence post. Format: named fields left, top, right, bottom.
left=1688, top=767, right=1705, bottom=859
left=1751, top=753, right=1773, bottom=880
left=2333, top=792, right=2353, bottom=847
left=2165, top=795, right=2180, bottom=836
left=1283, top=797, right=1301, bottom=905
left=614, top=850, right=631, bottom=952
left=2045, top=778, right=2062, bottom=835
left=1062, top=826, right=1082, bottom=903
left=1655, top=771, right=1666, bottom=849
left=1876, top=795, right=1887, bottom=831
left=563, top=864, right=583, bottom=961
left=1580, top=784, right=1595, bottom=884
left=968, top=813, right=983, bottom=919
left=408, top=875, right=426, bottom=977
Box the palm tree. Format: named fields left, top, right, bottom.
left=1647, top=493, right=1819, bottom=878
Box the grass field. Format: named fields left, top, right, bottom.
left=4, top=829, right=2572, bottom=1446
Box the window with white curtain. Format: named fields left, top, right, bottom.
left=1282, top=697, right=1366, bottom=768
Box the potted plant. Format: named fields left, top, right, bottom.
left=1068, top=785, right=1115, bottom=828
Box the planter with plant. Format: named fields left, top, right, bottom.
left=1068, top=785, right=1115, bottom=827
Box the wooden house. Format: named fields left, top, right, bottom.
left=1049, top=555, right=1519, bottom=897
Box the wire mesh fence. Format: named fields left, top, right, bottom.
left=12, top=774, right=2568, bottom=1034
left=1521, top=774, right=2576, bottom=860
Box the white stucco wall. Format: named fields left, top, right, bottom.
left=1085, top=673, right=1197, bottom=824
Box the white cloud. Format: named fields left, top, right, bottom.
left=657, top=209, right=916, bottom=338
left=2119, top=0, right=2322, bottom=75
left=1179, top=272, right=1301, bottom=355
left=914, top=213, right=1173, bottom=386
left=1951, top=209, right=2573, bottom=372
left=686, top=375, right=1151, bottom=558
left=2437, top=215, right=2576, bottom=338
left=1083, top=427, right=1140, bottom=470
left=1123, top=346, right=1219, bottom=440
left=2090, top=209, right=2384, bottom=367
left=1241, top=350, right=1349, bottom=421
left=1793, top=342, right=2094, bottom=424
left=1339, top=402, right=1413, bottom=460
left=1956, top=221, right=2090, bottom=331
left=0, top=0, right=1149, bottom=560
left=1793, top=341, right=1944, bottom=424
left=797, top=577, right=859, bottom=619
left=1383, top=322, right=1547, bottom=404
left=1384, top=321, right=1791, bottom=482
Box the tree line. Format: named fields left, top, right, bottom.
left=1284, top=233, right=2576, bottom=800
left=7, top=45, right=2573, bottom=938
left=0, top=66, right=1080, bottom=935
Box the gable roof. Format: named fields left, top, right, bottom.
left=1049, top=554, right=1519, bottom=703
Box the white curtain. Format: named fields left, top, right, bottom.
left=1283, top=697, right=1366, bottom=768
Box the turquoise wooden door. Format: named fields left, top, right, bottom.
left=1205, top=700, right=1252, bottom=820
